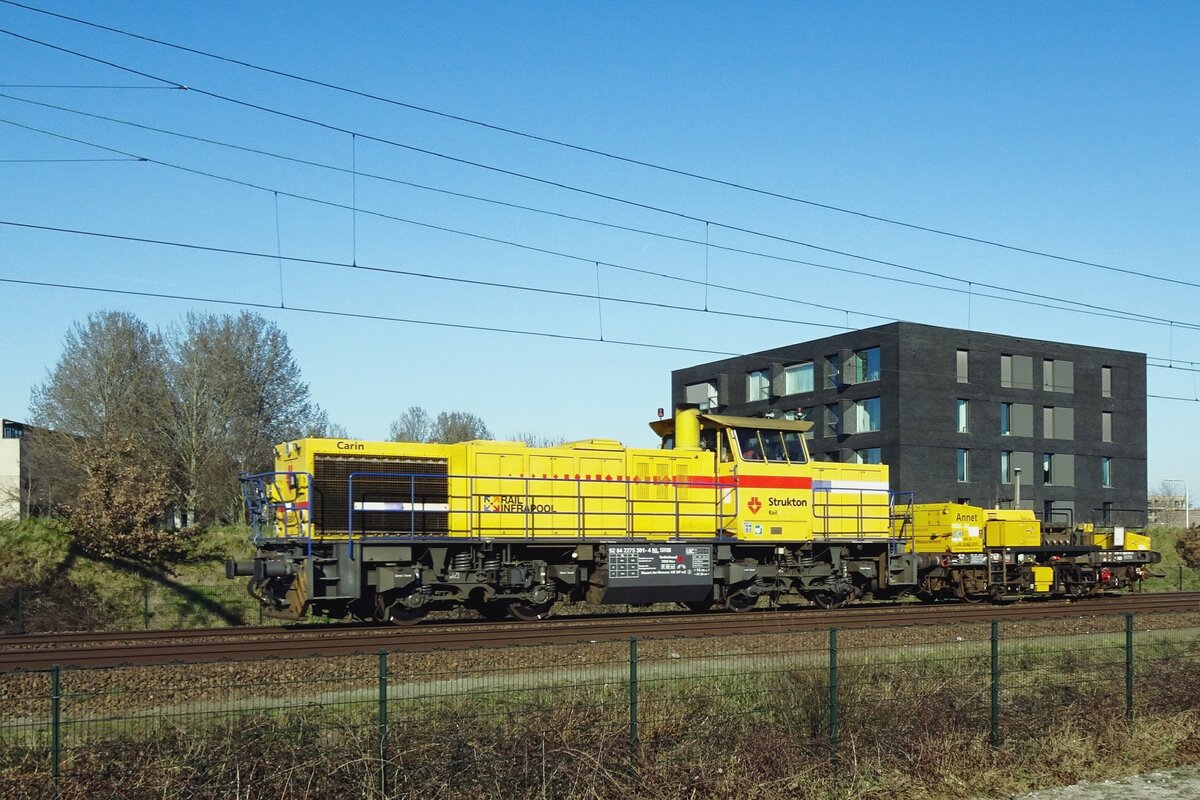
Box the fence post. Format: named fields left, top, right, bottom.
left=378, top=650, right=389, bottom=798
left=829, top=627, right=838, bottom=768
left=51, top=664, right=61, bottom=786
left=629, top=638, right=639, bottom=748
left=142, top=584, right=150, bottom=630
left=1125, top=613, right=1134, bottom=725
left=990, top=620, right=1000, bottom=748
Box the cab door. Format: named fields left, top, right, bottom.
left=727, top=427, right=815, bottom=542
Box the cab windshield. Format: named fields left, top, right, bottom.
left=735, top=428, right=807, bottom=464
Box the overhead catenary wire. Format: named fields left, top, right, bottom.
left=2, top=272, right=1197, bottom=399
left=0, top=218, right=877, bottom=333
left=4, top=91, right=1181, bottom=328
left=0, top=82, right=178, bottom=89
left=0, top=274, right=749, bottom=358
left=0, top=113, right=1192, bottom=335
left=0, top=156, right=140, bottom=162
left=0, top=0, right=1183, bottom=289
left=0, top=23, right=1196, bottom=296
left=2, top=218, right=1197, bottom=380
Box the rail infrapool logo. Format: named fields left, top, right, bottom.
left=485, top=495, right=553, bottom=513
left=747, top=496, right=762, bottom=514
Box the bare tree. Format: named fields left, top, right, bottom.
left=510, top=432, right=568, bottom=447
left=30, top=310, right=334, bottom=542
left=167, top=311, right=328, bottom=524
left=27, top=312, right=185, bottom=559
left=388, top=406, right=433, bottom=443
left=28, top=312, right=172, bottom=515
left=388, top=407, right=492, bottom=443
left=30, top=311, right=171, bottom=451
left=432, top=411, right=491, bottom=443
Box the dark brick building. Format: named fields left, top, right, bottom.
left=671, top=322, right=1146, bottom=526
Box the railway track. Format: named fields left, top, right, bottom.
left=3, top=592, right=1197, bottom=672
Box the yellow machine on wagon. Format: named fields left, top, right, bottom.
left=903, top=502, right=1159, bottom=601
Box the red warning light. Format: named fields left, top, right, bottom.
left=657, top=407, right=665, bottom=419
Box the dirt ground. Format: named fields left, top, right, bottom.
left=1010, top=767, right=1200, bottom=800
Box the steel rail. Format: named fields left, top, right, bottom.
left=3, top=592, right=1197, bottom=672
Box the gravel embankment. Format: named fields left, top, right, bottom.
left=1009, top=767, right=1200, bottom=800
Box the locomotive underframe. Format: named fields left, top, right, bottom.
left=230, top=536, right=922, bottom=621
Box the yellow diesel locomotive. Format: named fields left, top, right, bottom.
left=228, top=407, right=1159, bottom=622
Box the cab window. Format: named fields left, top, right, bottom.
left=738, top=430, right=765, bottom=461
left=783, top=432, right=808, bottom=464
left=736, top=427, right=807, bottom=464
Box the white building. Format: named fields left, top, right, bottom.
left=0, top=419, right=28, bottom=520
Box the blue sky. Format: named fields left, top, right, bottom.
left=1, top=2, right=1197, bottom=498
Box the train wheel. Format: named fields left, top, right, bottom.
left=508, top=600, right=554, bottom=621
left=376, top=593, right=427, bottom=626
left=811, top=591, right=850, bottom=610
left=726, top=593, right=758, bottom=612
left=386, top=606, right=428, bottom=626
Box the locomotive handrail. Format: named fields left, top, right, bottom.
left=811, top=486, right=894, bottom=542
left=341, top=470, right=728, bottom=544
left=239, top=470, right=315, bottom=548
left=890, top=491, right=917, bottom=549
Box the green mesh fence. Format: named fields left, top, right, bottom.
left=3, top=611, right=1200, bottom=799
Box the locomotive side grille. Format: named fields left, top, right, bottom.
left=312, top=454, right=449, bottom=535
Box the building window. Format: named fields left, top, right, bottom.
left=851, top=397, right=881, bottom=433
left=1043, top=406, right=1074, bottom=440
left=1001, top=354, right=1034, bottom=389
left=956, top=350, right=969, bottom=384
left=1, top=421, right=23, bottom=439
left=1102, top=411, right=1113, bottom=443
left=1042, top=453, right=1075, bottom=487
left=1043, top=359, right=1074, bottom=393
left=847, top=347, right=880, bottom=383
left=685, top=381, right=719, bottom=410
left=824, top=354, right=841, bottom=389
left=956, top=449, right=969, bottom=482
left=1101, top=457, right=1112, bottom=488
left=746, top=369, right=769, bottom=402
left=1003, top=451, right=1033, bottom=485
left=783, top=361, right=814, bottom=395
left=1000, top=402, right=1033, bottom=437
left=956, top=399, right=969, bottom=433
left=855, top=447, right=882, bottom=464
left=824, top=404, right=840, bottom=438
left=1101, top=366, right=1112, bottom=398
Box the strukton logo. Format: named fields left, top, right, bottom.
left=747, top=497, right=762, bottom=514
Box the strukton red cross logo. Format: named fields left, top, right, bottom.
left=747, top=497, right=762, bottom=514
